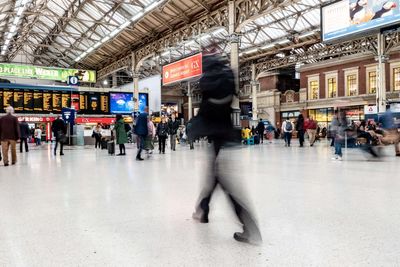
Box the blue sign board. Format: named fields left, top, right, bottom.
left=322, top=0, right=400, bottom=42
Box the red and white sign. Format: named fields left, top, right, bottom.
left=17, top=116, right=55, bottom=122
left=75, top=117, right=115, bottom=124
left=162, top=53, right=202, bottom=85
left=364, top=105, right=377, bottom=115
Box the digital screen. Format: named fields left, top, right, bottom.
left=71, top=93, right=80, bottom=111
left=3, top=90, right=13, bottom=108
left=24, top=91, right=33, bottom=112
left=87, top=92, right=99, bottom=113
left=43, top=91, right=52, bottom=112
left=62, top=93, right=70, bottom=108
left=34, top=92, right=43, bottom=111
left=138, top=93, right=148, bottom=113
left=13, top=90, right=24, bottom=112
left=110, top=92, right=134, bottom=114
left=100, top=93, right=109, bottom=113
left=0, top=91, right=3, bottom=112
left=79, top=92, right=87, bottom=111
left=52, top=91, right=62, bottom=112
left=322, top=0, right=400, bottom=41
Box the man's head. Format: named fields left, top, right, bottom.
left=171, top=114, right=176, bottom=120
left=162, top=116, right=166, bottom=123
left=5, top=106, right=14, bottom=114
left=259, top=118, right=262, bottom=122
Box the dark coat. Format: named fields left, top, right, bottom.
left=157, top=122, right=168, bottom=137
left=19, top=121, right=30, bottom=139
left=134, top=113, right=148, bottom=136
left=256, top=121, right=265, bottom=135
left=296, top=115, right=304, bottom=131
left=52, top=119, right=66, bottom=134
left=0, top=114, right=20, bottom=141
left=168, top=119, right=180, bottom=135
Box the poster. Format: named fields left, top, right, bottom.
left=110, top=92, right=134, bottom=114
left=138, top=93, right=148, bottom=113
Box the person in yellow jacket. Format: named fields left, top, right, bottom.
left=241, top=127, right=252, bottom=143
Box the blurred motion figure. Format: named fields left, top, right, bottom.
left=188, top=52, right=262, bottom=244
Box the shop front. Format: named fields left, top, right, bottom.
left=17, top=116, right=55, bottom=142
left=308, top=105, right=365, bottom=127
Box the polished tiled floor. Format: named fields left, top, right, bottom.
left=0, top=140, right=399, bottom=266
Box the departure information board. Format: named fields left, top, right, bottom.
left=13, top=90, right=24, bottom=111
left=87, top=93, right=99, bottom=113
left=0, top=91, right=3, bottom=111
left=3, top=90, right=13, bottom=108
left=79, top=92, right=87, bottom=111
left=62, top=93, right=70, bottom=108
left=100, top=93, right=109, bottom=113
left=43, top=91, right=52, bottom=112
left=34, top=92, right=43, bottom=112
left=71, top=93, right=80, bottom=111
left=24, top=91, right=33, bottom=111
left=52, top=91, right=62, bottom=112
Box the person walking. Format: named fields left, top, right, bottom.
left=188, top=52, right=262, bottom=244
left=19, top=119, right=30, bottom=153
left=256, top=119, right=265, bottom=144
left=282, top=118, right=293, bottom=147
left=156, top=116, right=168, bottom=154
left=168, top=114, right=179, bottom=151
left=93, top=123, right=102, bottom=149
left=306, top=116, right=318, bottom=146
left=186, top=119, right=194, bottom=150
left=34, top=127, right=42, bottom=146
left=134, top=109, right=148, bottom=160
left=332, top=111, right=347, bottom=161
left=114, top=115, right=127, bottom=156
left=0, top=106, right=20, bottom=166
left=52, top=116, right=66, bottom=156
left=144, top=116, right=156, bottom=156
left=296, top=114, right=305, bottom=147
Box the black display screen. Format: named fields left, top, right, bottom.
left=43, top=91, right=52, bottom=112
left=33, top=91, right=43, bottom=112
left=52, top=91, right=62, bottom=112
left=24, top=90, right=34, bottom=112
left=13, top=90, right=24, bottom=112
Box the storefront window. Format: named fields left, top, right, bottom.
left=368, top=71, right=377, bottom=94
left=309, top=80, right=319, bottom=100
left=327, top=78, right=337, bottom=98
left=394, top=67, right=400, bottom=91
left=347, top=74, right=357, bottom=96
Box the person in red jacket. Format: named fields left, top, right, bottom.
left=305, top=116, right=318, bottom=146
left=0, top=106, right=21, bottom=166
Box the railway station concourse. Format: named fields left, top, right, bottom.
left=0, top=0, right=400, bottom=266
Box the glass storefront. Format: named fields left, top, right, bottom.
left=308, top=106, right=365, bottom=127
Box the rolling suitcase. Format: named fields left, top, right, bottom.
left=254, top=134, right=260, bottom=144
left=107, top=141, right=115, bottom=155
left=101, top=139, right=108, bottom=150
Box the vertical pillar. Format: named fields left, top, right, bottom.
left=228, top=0, right=241, bottom=127
left=251, top=64, right=258, bottom=121
left=112, top=73, right=118, bottom=88
left=188, top=82, right=193, bottom=120
left=132, top=52, right=139, bottom=112
left=377, top=33, right=387, bottom=113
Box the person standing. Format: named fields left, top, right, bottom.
left=34, top=127, right=42, bottom=146
left=134, top=110, right=148, bottom=160
left=296, top=114, right=305, bottom=147
left=189, top=52, right=262, bottom=244
left=306, top=116, right=318, bottom=146
left=186, top=119, right=194, bottom=150
left=256, top=119, right=265, bottom=144
left=282, top=118, right=293, bottom=147
left=156, top=116, right=168, bottom=154
left=114, top=115, right=127, bottom=156
left=19, top=119, right=30, bottom=153
left=93, top=123, right=102, bottom=149
left=52, top=116, right=66, bottom=156
left=0, top=106, right=20, bottom=166
left=168, top=114, right=179, bottom=151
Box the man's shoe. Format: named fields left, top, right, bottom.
left=192, top=212, right=209, bottom=223
left=12, top=162, right=16, bottom=165
left=136, top=157, right=144, bottom=161
left=116, top=153, right=123, bottom=156
left=4, top=163, right=9, bottom=167
left=233, top=232, right=262, bottom=245
left=60, top=153, right=64, bottom=156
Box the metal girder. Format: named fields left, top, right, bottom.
left=97, top=56, right=133, bottom=80
left=246, top=34, right=379, bottom=78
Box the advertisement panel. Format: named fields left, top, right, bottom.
left=322, top=0, right=400, bottom=42
left=138, top=93, right=148, bottom=113
left=162, top=53, right=202, bottom=85
left=0, top=63, right=96, bottom=83
left=110, top=92, right=134, bottom=114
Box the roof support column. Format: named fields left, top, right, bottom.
left=251, top=64, right=258, bottom=121
left=132, top=52, right=140, bottom=112
left=376, top=33, right=387, bottom=113
left=229, top=0, right=241, bottom=127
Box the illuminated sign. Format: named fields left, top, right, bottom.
left=0, top=63, right=96, bottom=82
left=162, top=53, right=202, bottom=85
left=322, top=0, right=400, bottom=42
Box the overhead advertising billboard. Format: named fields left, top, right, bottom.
left=138, top=93, right=149, bottom=113
left=322, top=0, right=400, bottom=42
left=110, top=92, right=134, bottom=114
left=162, top=53, right=202, bottom=85
left=0, top=63, right=96, bottom=83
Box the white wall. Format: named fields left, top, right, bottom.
left=138, top=75, right=161, bottom=113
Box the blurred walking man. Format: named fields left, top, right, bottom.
left=0, top=106, right=20, bottom=166
left=19, top=119, right=30, bottom=153
left=188, top=51, right=262, bottom=244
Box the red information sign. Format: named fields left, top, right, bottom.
left=75, top=117, right=115, bottom=124
left=162, top=53, right=202, bottom=85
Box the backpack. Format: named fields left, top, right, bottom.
left=285, top=121, right=293, bottom=132
left=124, top=123, right=131, bottom=132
